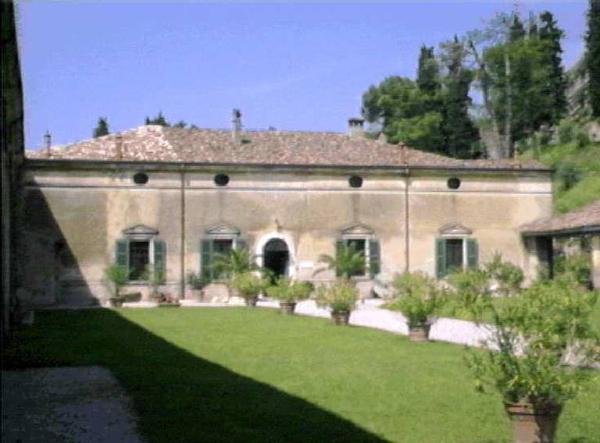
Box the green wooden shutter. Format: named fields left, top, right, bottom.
left=369, top=239, right=381, bottom=278
left=335, top=240, right=345, bottom=277
left=116, top=239, right=129, bottom=268
left=236, top=238, right=247, bottom=251
left=435, top=238, right=447, bottom=279
left=154, top=239, right=166, bottom=282
left=467, top=239, right=479, bottom=269
left=201, top=239, right=213, bottom=281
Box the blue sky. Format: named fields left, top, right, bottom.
left=17, top=1, right=588, bottom=149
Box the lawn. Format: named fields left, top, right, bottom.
left=3, top=308, right=600, bottom=442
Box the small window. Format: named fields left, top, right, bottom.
left=346, top=239, right=367, bottom=276
left=436, top=238, right=478, bottom=279
left=133, top=172, right=149, bottom=185
left=214, top=174, right=230, bottom=186
left=129, top=241, right=150, bottom=280
left=445, top=239, right=463, bottom=272
left=447, top=177, right=461, bottom=190
left=349, top=176, right=363, bottom=188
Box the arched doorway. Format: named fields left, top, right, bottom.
left=263, top=239, right=289, bottom=278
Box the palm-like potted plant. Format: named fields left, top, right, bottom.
left=467, top=273, right=599, bottom=443
left=387, top=272, right=442, bottom=342
left=266, top=277, right=314, bottom=314
left=317, top=244, right=366, bottom=280
left=230, top=271, right=268, bottom=307
left=104, top=264, right=130, bottom=307
left=315, top=279, right=359, bottom=325
left=213, top=247, right=258, bottom=300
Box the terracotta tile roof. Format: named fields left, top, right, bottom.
left=521, top=200, right=600, bottom=236
left=26, top=125, right=549, bottom=170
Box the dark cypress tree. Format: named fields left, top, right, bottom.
left=586, top=0, right=600, bottom=117
left=538, top=11, right=567, bottom=124
left=441, top=37, right=479, bottom=158
left=93, top=117, right=109, bottom=138
left=416, top=46, right=440, bottom=95
left=145, top=111, right=170, bottom=126
left=509, top=15, right=526, bottom=42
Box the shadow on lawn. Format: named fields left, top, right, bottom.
left=3, top=309, right=387, bottom=443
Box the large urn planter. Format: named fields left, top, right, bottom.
left=279, top=301, right=296, bottom=315
left=408, top=322, right=431, bottom=343
left=504, top=402, right=561, bottom=443
left=331, top=310, right=350, bottom=326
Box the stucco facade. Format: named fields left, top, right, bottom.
left=18, top=153, right=552, bottom=306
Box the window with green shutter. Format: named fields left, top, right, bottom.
left=116, top=239, right=129, bottom=269
left=467, top=239, right=479, bottom=269
left=435, top=238, right=447, bottom=279
left=369, top=239, right=380, bottom=277
left=154, top=239, right=166, bottom=282
left=201, top=239, right=213, bottom=281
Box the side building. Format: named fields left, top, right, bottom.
left=1, top=0, right=25, bottom=335
left=20, top=122, right=553, bottom=306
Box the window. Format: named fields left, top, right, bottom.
left=200, top=224, right=244, bottom=281
left=436, top=238, right=478, bottom=279
left=349, top=176, right=363, bottom=188
left=214, top=174, right=230, bottom=186
left=115, top=225, right=165, bottom=282
left=447, top=177, right=461, bottom=190
left=133, top=172, right=149, bottom=185
left=129, top=241, right=150, bottom=280
left=337, top=224, right=380, bottom=278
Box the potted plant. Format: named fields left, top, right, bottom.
left=186, top=272, right=208, bottom=300
left=266, top=277, right=314, bottom=315
left=316, top=244, right=365, bottom=280
left=230, top=271, right=268, bottom=307
left=213, top=247, right=257, bottom=299
left=387, top=272, right=442, bottom=342
left=315, top=280, right=359, bottom=325
left=104, top=264, right=129, bottom=307
left=466, top=273, right=599, bottom=443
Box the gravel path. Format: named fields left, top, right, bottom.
left=2, top=366, right=144, bottom=443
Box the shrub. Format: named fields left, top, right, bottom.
left=230, top=271, right=268, bottom=302
left=315, top=280, right=359, bottom=314
left=447, top=268, right=490, bottom=320
left=266, top=277, right=313, bottom=303
left=553, top=252, right=592, bottom=288
left=484, top=254, right=524, bottom=297
left=557, top=120, right=576, bottom=144
left=213, top=248, right=256, bottom=279
left=387, top=272, right=442, bottom=326
left=317, top=245, right=365, bottom=279
left=186, top=272, right=208, bottom=290
left=104, top=264, right=129, bottom=298
left=466, top=274, right=599, bottom=407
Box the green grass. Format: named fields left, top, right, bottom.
left=4, top=308, right=600, bottom=442
left=521, top=141, right=600, bottom=213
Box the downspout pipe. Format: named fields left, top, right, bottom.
left=404, top=166, right=410, bottom=273
left=180, top=167, right=186, bottom=299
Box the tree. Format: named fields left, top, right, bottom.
left=586, top=0, right=600, bottom=117
left=538, top=11, right=567, bottom=125
left=440, top=37, right=480, bottom=158
left=93, top=117, right=109, bottom=138
left=145, top=111, right=170, bottom=126
left=417, top=46, right=440, bottom=95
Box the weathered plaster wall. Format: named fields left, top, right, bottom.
left=18, top=165, right=552, bottom=306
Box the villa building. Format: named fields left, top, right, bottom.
left=20, top=117, right=555, bottom=306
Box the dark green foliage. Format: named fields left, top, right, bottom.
left=417, top=46, right=440, bottom=95
left=144, top=111, right=170, bottom=126
left=587, top=0, right=600, bottom=117
left=440, top=37, right=480, bottom=158
left=173, top=120, right=188, bottom=128
left=555, top=161, right=582, bottom=191
left=538, top=11, right=567, bottom=125
left=92, top=117, right=109, bottom=138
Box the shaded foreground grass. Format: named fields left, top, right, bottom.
left=4, top=308, right=599, bottom=442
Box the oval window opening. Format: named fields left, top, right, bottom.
left=133, top=172, right=149, bottom=185
left=349, top=176, right=363, bottom=188
left=447, top=177, right=461, bottom=190
left=214, top=174, right=230, bottom=186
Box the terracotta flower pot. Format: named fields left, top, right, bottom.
left=245, top=297, right=258, bottom=307
left=504, top=402, right=562, bottom=443
left=279, top=301, right=297, bottom=315
left=408, top=323, right=430, bottom=343
left=331, top=311, right=350, bottom=325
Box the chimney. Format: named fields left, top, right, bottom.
left=115, top=134, right=123, bottom=160
left=44, top=131, right=52, bottom=156
left=348, top=118, right=364, bottom=139
left=232, top=109, right=242, bottom=143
